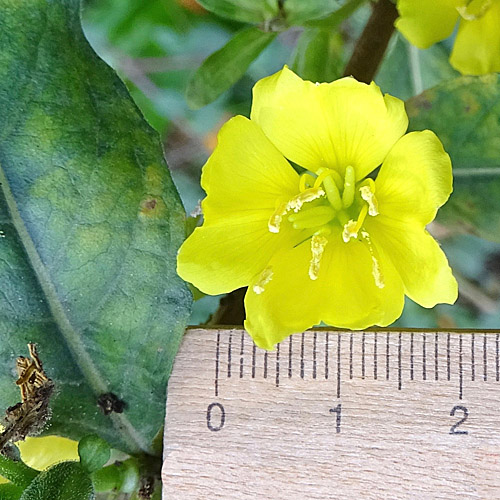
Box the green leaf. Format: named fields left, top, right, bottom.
left=283, top=0, right=340, bottom=25
left=186, top=26, right=277, bottom=109
left=0, top=0, right=191, bottom=454
left=19, top=462, right=93, bottom=500
left=407, top=74, right=500, bottom=242
left=90, top=458, right=139, bottom=493
left=0, top=455, right=38, bottom=489
left=376, top=35, right=459, bottom=100
left=0, top=483, right=24, bottom=500
left=290, top=28, right=343, bottom=83
left=195, top=0, right=278, bottom=24
left=304, top=0, right=367, bottom=28
left=78, top=435, right=111, bottom=474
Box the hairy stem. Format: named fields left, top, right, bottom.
left=343, top=0, right=399, bottom=83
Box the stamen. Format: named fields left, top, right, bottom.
left=342, top=165, right=356, bottom=208
left=342, top=220, right=358, bottom=243
left=299, top=173, right=315, bottom=192
left=342, top=204, right=368, bottom=242
left=457, top=0, right=492, bottom=20
left=361, top=230, right=384, bottom=289
left=322, top=175, right=342, bottom=211
left=313, top=170, right=334, bottom=189
left=309, top=233, right=329, bottom=280
left=268, top=188, right=325, bottom=233
left=253, top=267, right=274, bottom=294
left=268, top=202, right=288, bottom=233
left=288, top=205, right=336, bottom=229
left=359, top=179, right=379, bottom=216
left=286, top=187, right=325, bottom=213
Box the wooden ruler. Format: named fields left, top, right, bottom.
left=162, top=328, right=500, bottom=499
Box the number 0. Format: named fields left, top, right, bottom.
left=207, top=402, right=225, bottom=431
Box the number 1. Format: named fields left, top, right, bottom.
left=330, top=403, right=341, bottom=433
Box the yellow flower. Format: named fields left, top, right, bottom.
left=0, top=436, right=78, bottom=484
left=177, top=67, right=457, bottom=350
left=396, top=0, right=500, bottom=75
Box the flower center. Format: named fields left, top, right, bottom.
left=267, top=166, right=383, bottom=285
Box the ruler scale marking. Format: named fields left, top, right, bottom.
left=239, top=331, right=244, bottom=379
left=313, top=332, right=317, bottom=379
left=276, top=343, right=280, bottom=388
left=300, top=332, right=305, bottom=379
left=227, top=332, right=232, bottom=378
left=374, top=332, right=378, bottom=380
left=484, top=333, right=488, bottom=382
left=459, top=333, right=463, bottom=400
left=386, top=332, right=390, bottom=381
left=337, top=333, right=341, bottom=399
left=410, top=332, right=414, bottom=380
left=214, top=331, right=220, bottom=397
left=252, top=343, right=256, bottom=379
left=435, top=332, right=439, bottom=381
left=398, top=332, right=402, bottom=390
left=288, top=336, right=292, bottom=379
left=325, top=332, right=329, bottom=380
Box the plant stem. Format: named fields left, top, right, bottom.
left=343, top=0, right=399, bottom=82
left=208, top=288, right=246, bottom=325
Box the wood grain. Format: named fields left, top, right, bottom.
left=162, top=328, right=500, bottom=499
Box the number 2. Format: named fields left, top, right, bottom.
left=449, top=405, right=468, bottom=435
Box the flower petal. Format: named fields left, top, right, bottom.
left=244, top=229, right=405, bottom=350
left=374, top=131, right=452, bottom=226
left=178, top=115, right=300, bottom=295
left=177, top=218, right=295, bottom=295
left=18, top=436, right=78, bottom=470
left=250, top=66, right=408, bottom=179
left=366, top=217, right=458, bottom=308
left=395, top=0, right=460, bottom=49
left=244, top=240, right=325, bottom=350
left=450, top=2, right=500, bottom=75
left=202, top=115, right=299, bottom=221
left=320, top=236, right=405, bottom=330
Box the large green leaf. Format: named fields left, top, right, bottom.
left=186, top=26, right=277, bottom=109
left=19, top=462, right=93, bottom=500
left=407, top=74, right=500, bottom=242
left=283, top=0, right=339, bottom=25
left=196, top=0, right=278, bottom=23
left=0, top=0, right=191, bottom=454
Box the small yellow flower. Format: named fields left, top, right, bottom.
left=0, top=436, right=78, bottom=484
left=177, top=67, right=457, bottom=350
left=396, top=0, right=500, bottom=75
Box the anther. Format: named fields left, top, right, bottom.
left=309, top=233, right=329, bottom=280
left=359, top=179, right=379, bottom=216
left=361, top=230, right=385, bottom=289
left=253, top=267, right=274, bottom=294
